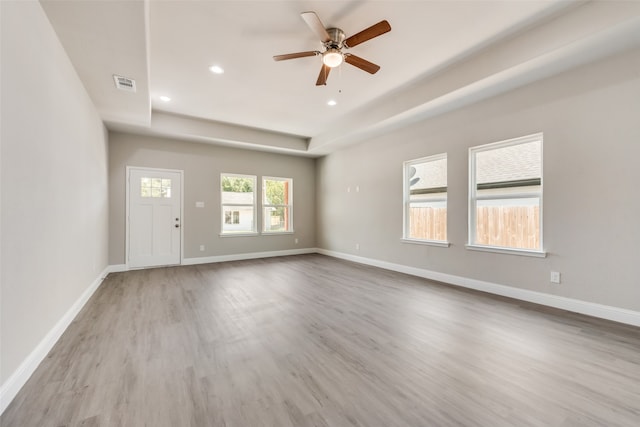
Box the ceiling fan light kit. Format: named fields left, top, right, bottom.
left=273, top=11, right=391, bottom=86
left=322, top=48, right=343, bottom=68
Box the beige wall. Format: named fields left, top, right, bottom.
left=1, top=1, right=109, bottom=385
left=317, top=48, right=640, bottom=312
left=108, top=133, right=316, bottom=264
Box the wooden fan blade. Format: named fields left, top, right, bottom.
left=301, top=11, right=331, bottom=43
left=316, top=64, right=331, bottom=86
left=344, top=20, right=391, bottom=48
left=273, top=51, right=319, bottom=61
left=344, top=54, right=380, bottom=74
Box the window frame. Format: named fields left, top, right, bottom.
left=467, top=133, right=546, bottom=257
left=261, top=176, right=293, bottom=234
left=402, top=153, right=450, bottom=247
left=220, top=173, right=258, bottom=236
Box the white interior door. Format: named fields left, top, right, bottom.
left=128, top=168, right=182, bottom=268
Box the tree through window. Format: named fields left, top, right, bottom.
left=262, top=177, right=292, bottom=233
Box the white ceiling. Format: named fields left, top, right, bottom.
left=40, top=0, right=640, bottom=156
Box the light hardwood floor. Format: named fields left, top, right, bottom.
left=2, top=254, right=639, bottom=426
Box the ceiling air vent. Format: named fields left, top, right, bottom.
left=113, top=74, right=136, bottom=92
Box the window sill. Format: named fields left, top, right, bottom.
left=401, top=238, right=450, bottom=248
left=465, top=244, right=547, bottom=258
left=219, top=232, right=258, bottom=238
left=262, top=231, right=294, bottom=236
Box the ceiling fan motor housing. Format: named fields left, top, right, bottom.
left=325, top=28, right=346, bottom=49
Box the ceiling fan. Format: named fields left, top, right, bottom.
left=273, top=11, right=391, bottom=86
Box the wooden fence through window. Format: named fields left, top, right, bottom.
left=409, top=206, right=540, bottom=249
left=409, top=208, right=447, bottom=241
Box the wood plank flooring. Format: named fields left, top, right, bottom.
left=2, top=254, right=639, bottom=426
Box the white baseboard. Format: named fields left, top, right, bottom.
left=109, top=249, right=317, bottom=272
left=107, top=264, right=127, bottom=273
left=0, top=266, right=110, bottom=415
left=317, top=249, right=640, bottom=327
left=182, top=247, right=317, bottom=266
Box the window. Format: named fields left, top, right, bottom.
left=220, top=174, right=256, bottom=234
left=403, top=154, right=448, bottom=245
left=469, top=133, right=543, bottom=255
left=224, top=210, right=240, bottom=225
left=262, top=177, right=293, bottom=233
left=140, top=177, right=171, bottom=198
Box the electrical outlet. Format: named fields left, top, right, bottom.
left=294, top=238, right=299, bottom=244
left=355, top=243, right=360, bottom=250
left=200, top=245, right=205, bottom=251
left=550, top=271, right=561, bottom=284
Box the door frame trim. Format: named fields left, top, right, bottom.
left=125, top=166, right=185, bottom=269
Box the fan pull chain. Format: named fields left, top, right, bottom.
left=337, top=63, right=343, bottom=98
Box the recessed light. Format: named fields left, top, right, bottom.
left=327, top=100, right=337, bottom=106
left=159, top=95, right=171, bottom=102
left=209, top=65, right=224, bottom=74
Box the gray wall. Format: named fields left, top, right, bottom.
left=108, top=133, right=316, bottom=264
left=317, top=48, right=640, bottom=312
left=1, top=1, right=109, bottom=385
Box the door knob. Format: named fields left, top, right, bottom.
left=175, top=224, right=180, bottom=228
